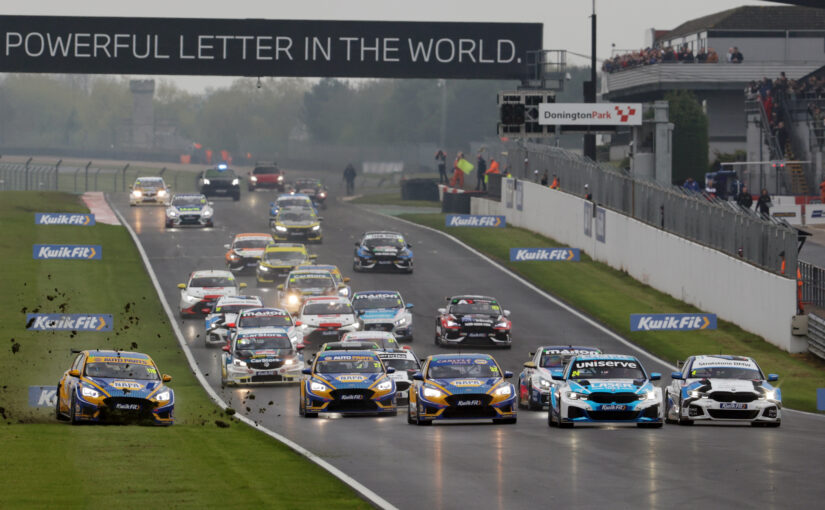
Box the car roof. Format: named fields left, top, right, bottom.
left=234, top=233, right=273, bottom=240
left=429, top=353, right=494, bottom=362
left=353, top=290, right=400, bottom=296
left=539, top=346, right=603, bottom=354
left=265, top=243, right=307, bottom=252
left=343, top=331, right=395, bottom=339
left=303, top=296, right=349, bottom=304
left=571, top=354, right=638, bottom=362
left=85, top=350, right=152, bottom=360
left=235, top=327, right=290, bottom=337
left=239, top=307, right=290, bottom=315
left=449, top=295, right=497, bottom=302
left=191, top=269, right=235, bottom=278
left=215, top=295, right=263, bottom=306
left=316, top=349, right=380, bottom=359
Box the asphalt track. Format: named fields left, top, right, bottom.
left=110, top=187, right=825, bottom=510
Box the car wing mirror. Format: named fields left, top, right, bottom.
left=343, top=277, right=351, bottom=283
left=503, top=371, right=513, bottom=379
left=670, top=371, right=683, bottom=380
left=406, top=303, right=414, bottom=309
left=162, top=374, right=172, bottom=382
left=69, top=369, right=81, bottom=377
left=386, top=367, right=396, bottom=374
left=523, top=361, right=536, bottom=369
left=649, top=372, right=661, bottom=381
left=301, top=368, right=312, bottom=375
left=412, top=372, right=423, bottom=380
left=239, top=283, right=247, bottom=289
left=767, top=374, right=779, bottom=382
left=177, top=283, right=186, bottom=289
left=294, top=320, right=303, bottom=327
left=276, top=284, right=284, bottom=290
left=503, top=310, right=511, bottom=317
left=551, top=373, right=565, bottom=381
left=296, top=343, right=305, bottom=350
left=407, top=243, right=413, bottom=248
left=221, top=345, right=230, bottom=352
left=223, top=244, right=231, bottom=250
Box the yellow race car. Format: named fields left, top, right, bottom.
left=297, top=264, right=352, bottom=297
left=271, top=206, right=323, bottom=243
left=256, top=243, right=316, bottom=286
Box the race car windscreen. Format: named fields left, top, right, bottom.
left=363, top=236, right=405, bottom=249
left=172, top=196, right=206, bottom=207
left=427, top=358, right=500, bottom=379
left=190, top=276, right=235, bottom=288
left=280, top=211, right=315, bottom=222
left=238, top=314, right=292, bottom=328
left=265, top=250, right=306, bottom=264
left=315, top=356, right=384, bottom=374
left=234, top=239, right=270, bottom=249
left=687, top=366, right=762, bottom=380
left=296, top=179, right=321, bottom=189
left=449, top=299, right=499, bottom=316
left=289, top=276, right=335, bottom=290
left=303, top=302, right=354, bottom=315
left=205, top=168, right=236, bottom=178
left=540, top=354, right=565, bottom=368
left=215, top=304, right=258, bottom=314
left=352, top=294, right=401, bottom=310
left=235, top=335, right=292, bottom=351
left=278, top=198, right=311, bottom=208
left=84, top=362, right=159, bottom=380
left=381, top=358, right=419, bottom=371
left=568, top=360, right=645, bottom=380
left=253, top=166, right=279, bottom=174
left=136, top=178, right=163, bottom=188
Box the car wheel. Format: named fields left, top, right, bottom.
left=165, top=220, right=172, bottom=228
left=527, top=384, right=541, bottom=411
left=407, top=403, right=415, bottom=424
left=496, top=417, right=517, bottom=425
left=69, top=394, right=80, bottom=425
left=248, top=186, right=255, bottom=192
left=548, top=406, right=557, bottom=427
left=416, top=402, right=431, bottom=426
left=557, top=408, right=573, bottom=428
left=517, top=384, right=528, bottom=410
left=55, top=386, right=69, bottom=421
left=664, top=393, right=678, bottom=424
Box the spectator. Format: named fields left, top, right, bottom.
left=704, top=178, right=717, bottom=198
left=435, top=149, right=447, bottom=184
left=476, top=152, right=487, bottom=191
left=736, top=185, right=753, bottom=209
left=726, top=47, right=734, bottom=63
left=775, top=121, right=789, bottom=153
left=343, top=163, right=357, bottom=195
left=755, top=188, right=772, bottom=216
left=696, top=48, right=708, bottom=63
left=540, top=171, right=548, bottom=186
left=706, top=48, right=719, bottom=63
left=732, top=47, right=744, bottom=63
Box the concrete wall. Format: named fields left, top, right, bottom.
left=473, top=179, right=803, bottom=352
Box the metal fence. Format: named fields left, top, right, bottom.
left=805, top=312, right=825, bottom=361
left=800, top=260, right=825, bottom=309
left=509, top=142, right=799, bottom=276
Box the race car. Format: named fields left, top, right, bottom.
left=247, top=162, right=285, bottom=192
left=221, top=327, right=305, bottom=386
left=317, top=341, right=380, bottom=353
left=177, top=270, right=246, bottom=318
left=408, top=353, right=517, bottom=425
left=665, top=355, right=781, bottom=427
left=292, top=178, right=328, bottom=209
left=277, top=269, right=339, bottom=315
left=377, top=348, right=421, bottom=405
left=56, top=349, right=174, bottom=425
left=299, top=349, right=397, bottom=417
left=204, top=295, right=264, bottom=346
left=518, top=346, right=603, bottom=410
left=231, top=307, right=303, bottom=348
left=351, top=291, right=414, bottom=341
left=165, top=193, right=214, bottom=228
left=435, top=295, right=511, bottom=348
left=256, top=243, right=315, bottom=286
left=271, top=206, right=323, bottom=243
left=548, top=354, right=663, bottom=428
left=341, top=331, right=402, bottom=351
left=224, top=233, right=275, bottom=274
left=298, top=264, right=351, bottom=297
left=297, top=296, right=359, bottom=343
left=269, top=193, right=317, bottom=220
left=353, top=231, right=414, bottom=273
left=129, top=176, right=170, bottom=206
left=198, top=163, right=241, bottom=200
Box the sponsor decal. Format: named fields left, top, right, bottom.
left=110, top=381, right=143, bottom=391
left=28, top=386, right=57, bottom=407
left=340, top=394, right=364, bottom=400
left=243, top=309, right=288, bottom=317
left=510, top=248, right=580, bottom=262
left=445, top=214, right=505, bottom=228
left=573, top=360, right=638, bottom=369
left=337, top=374, right=367, bottom=383
left=630, top=313, right=716, bottom=331
left=456, top=400, right=482, bottom=406
left=354, top=293, right=399, bottom=300
left=691, top=357, right=757, bottom=370
left=595, top=207, right=606, bottom=243
left=26, top=313, right=112, bottom=331
left=543, top=348, right=599, bottom=355
left=719, top=403, right=748, bottom=410
left=378, top=353, right=411, bottom=360
left=817, top=389, right=825, bottom=411
left=812, top=210, right=825, bottom=218
left=115, top=403, right=141, bottom=410
left=33, top=244, right=101, bottom=260
left=451, top=379, right=483, bottom=387
left=88, top=356, right=151, bottom=365
left=600, top=404, right=627, bottom=411
left=35, top=213, right=95, bottom=226
left=538, top=103, right=643, bottom=126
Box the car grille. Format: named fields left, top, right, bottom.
left=709, top=391, right=758, bottom=403
left=247, top=359, right=286, bottom=370
left=102, top=397, right=156, bottom=421
left=442, top=394, right=496, bottom=418
left=287, top=227, right=312, bottom=235
left=461, top=325, right=493, bottom=335
left=364, top=323, right=394, bottom=332
left=179, top=214, right=201, bottom=224
left=707, top=409, right=760, bottom=419
left=585, top=410, right=641, bottom=420
left=208, top=181, right=234, bottom=189
left=587, top=392, right=639, bottom=404
left=395, top=381, right=411, bottom=392
left=327, top=389, right=377, bottom=412
left=250, top=374, right=292, bottom=383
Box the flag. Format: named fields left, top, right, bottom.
left=457, top=158, right=474, bottom=174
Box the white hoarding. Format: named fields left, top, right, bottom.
left=538, top=103, right=643, bottom=126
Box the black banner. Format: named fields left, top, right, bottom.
left=0, top=16, right=542, bottom=79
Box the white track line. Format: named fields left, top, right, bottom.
left=108, top=195, right=398, bottom=510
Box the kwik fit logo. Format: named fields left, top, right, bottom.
left=28, top=386, right=58, bottom=407
left=26, top=313, right=113, bottom=331
left=33, top=244, right=101, bottom=259
left=445, top=215, right=505, bottom=228
left=35, top=213, right=95, bottom=226
left=630, top=313, right=716, bottom=331
left=510, top=248, right=580, bottom=261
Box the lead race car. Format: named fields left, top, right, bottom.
left=353, top=231, right=414, bottom=273
left=518, top=346, right=603, bottom=410
left=665, top=355, right=781, bottom=427
left=351, top=291, right=414, bottom=341
left=129, top=176, right=170, bottom=206
left=165, top=193, right=214, bottom=228
left=435, top=295, right=511, bottom=348
left=549, top=354, right=663, bottom=428
left=221, top=327, right=305, bottom=386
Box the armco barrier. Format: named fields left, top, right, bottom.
left=472, top=179, right=802, bottom=352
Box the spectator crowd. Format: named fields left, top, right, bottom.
left=602, top=45, right=735, bottom=73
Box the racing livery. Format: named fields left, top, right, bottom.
left=408, top=353, right=517, bottom=425
left=165, top=193, right=214, bottom=228
left=129, top=176, right=170, bottom=206
left=277, top=269, right=338, bottom=315
left=377, top=349, right=420, bottom=405
left=292, top=178, right=328, bottom=209
left=271, top=206, right=323, bottom=243
left=298, top=296, right=359, bottom=343
left=351, top=291, right=414, bottom=341
left=518, top=346, right=603, bottom=410
left=435, top=295, right=511, bottom=348
left=299, top=350, right=397, bottom=417
left=549, top=354, right=663, bottom=428
left=247, top=162, right=285, bottom=192
left=56, top=350, right=174, bottom=425
left=341, top=331, right=402, bottom=351
left=221, top=328, right=304, bottom=386
left=269, top=194, right=317, bottom=220
left=232, top=307, right=303, bottom=347
left=256, top=243, right=315, bottom=285
left=353, top=231, right=414, bottom=273
left=204, top=295, right=263, bottom=346
left=665, top=355, right=781, bottom=427
left=298, top=264, right=351, bottom=297
left=177, top=270, right=246, bottom=318
left=198, top=164, right=241, bottom=200
left=224, top=233, right=275, bottom=274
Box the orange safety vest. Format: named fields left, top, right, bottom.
left=550, top=178, right=559, bottom=189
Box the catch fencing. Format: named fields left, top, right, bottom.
left=509, top=142, right=799, bottom=276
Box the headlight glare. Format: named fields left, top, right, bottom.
left=311, top=225, right=320, bottom=231
left=202, top=209, right=213, bottom=218
left=132, top=190, right=142, bottom=197
left=376, top=380, right=392, bottom=391
left=762, top=390, right=776, bottom=400
left=423, top=387, right=443, bottom=399
left=275, top=225, right=288, bottom=232
left=538, top=378, right=551, bottom=388
left=155, top=391, right=171, bottom=401
left=231, top=178, right=239, bottom=186
left=689, top=390, right=704, bottom=399
left=310, top=381, right=327, bottom=392
left=81, top=386, right=99, bottom=398
left=494, top=385, right=512, bottom=396
left=203, top=178, right=211, bottom=185
left=566, top=391, right=586, bottom=400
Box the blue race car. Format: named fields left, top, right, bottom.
left=408, top=353, right=517, bottom=425
left=549, top=354, right=663, bottom=428
left=351, top=290, right=414, bottom=341
left=353, top=231, right=414, bottom=273
left=518, top=345, right=602, bottom=410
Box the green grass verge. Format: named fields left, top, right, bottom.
left=351, top=191, right=441, bottom=209
left=0, top=191, right=368, bottom=509
left=398, top=212, right=825, bottom=414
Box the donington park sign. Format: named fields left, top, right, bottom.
left=0, top=16, right=542, bottom=79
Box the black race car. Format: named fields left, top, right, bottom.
left=292, top=178, right=328, bottom=209
left=435, top=295, right=512, bottom=348
left=353, top=231, right=414, bottom=273
left=198, top=164, right=241, bottom=200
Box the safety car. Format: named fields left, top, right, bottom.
left=548, top=354, right=663, bottom=428
left=377, top=349, right=420, bottom=405
left=518, top=346, right=603, bottom=410
left=277, top=269, right=338, bottom=315
left=178, top=270, right=246, bottom=318
left=129, top=176, right=170, bottom=205
left=341, top=331, right=401, bottom=351
left=56, top=350, right=174, bottom=425
left=165, top=193, right=214, bottom=228
left=224, top=233, right=275, bottom=274
left=435, top=295, right=511, bottom=348
left=198, top=163, right=241, bottom=200
left=297, top=296, right=359, bottom=343
left=204, top=295, right=263, bottom=346
left=351, top=291, right=414, bottom=341
left=256, top=243, right=315, bottom=286
left=221, top=327, right=304, bottom=386
left=665, top=355, right=781, bottom=426
left=353, top=231, right=414, bottom=273
left=408, top=353, right=516, bottom=425
left=247, top=162, right=285, bottom=192
left=299, top=349, right=397, bottom=417
left=298, top=264, right=351, bottom=297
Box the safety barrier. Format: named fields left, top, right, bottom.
left=806, top=313, right=825, bottom=361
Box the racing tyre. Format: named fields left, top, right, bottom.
left=527, top=384, right=541, bottom=411
left=415, top=403, right=432, bottom=426
left=548, top=409, right=557, bottom=427
left=233, top=193, right=240, bottom=202
left=206, top=221, right=214, bottom=228
left=165, top=220, right=172, bottom=228
left=556, top=409, right=573, bottom=428
left=664, top=395, right=678, bottom=424
left=518, top=385, right=528, bottom=410
left=677, top=415, right=694, bottom=426
left=69, top=394, right=80, bottom=425
left=248, top=186, right=255, bottom=192
left=407, top=404, right=415, bottom=424
left=55, top=387, right=69, bottom=421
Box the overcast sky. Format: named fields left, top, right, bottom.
left=5, top=0, right=783, bottom=92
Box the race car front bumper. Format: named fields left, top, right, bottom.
left=205, top=327, right=230, bottom=345
left=354, top=256, right=413, bottom=272
left=302, top=323, right=359, bottom=343
left=559, top=394, right=663, bottom=424
left=180, top=297, right=221, bottom=317
left=440, top=329, right=511, bottom=347
left=304, top=388, right=397, bottom=415
left=227, top=257, right=262, bottom=274
left=272, top=228, right=322, bottom=243
left=72, top=393, right=174, bottom=425
left=130, top=193, right=169, bottom=205
left=167, top=214, right=212, bottom=227
left=360, top=321, right=413, bottom=341
left=224, top=361, right=304, bottom=385
left=256, top=265, right=293, bottom=284
left=417, top=391, right=517, bottom=421
left=679, top=395, right=781, bottom=423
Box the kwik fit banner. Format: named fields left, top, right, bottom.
left=26, top=313, right=112, bottom=331
left=35, top=213, right=95, bottom=225
left=510, top=248, right=580, bottom=261
left=445, top=214, right=505, bottom=228
left=630, top=313, right=716, bottom=331
left=33, top=244, right=101, bottom=259
left=29, top=386, right=58, bottom=407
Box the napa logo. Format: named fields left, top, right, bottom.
left=630, top=313, right=716, bottom=331
left=445, top=215, right=505, bottom=228
left=336, top=375, right=367, bottom=383
left=110, top=381, right=143, bottom=391
left=33, top=244, right=101, bottom=260
left=451, top=379, right=483, bottom=387
left=510, top=248, right=580, bottom=261
left=35, top=213, right=95, bottom=226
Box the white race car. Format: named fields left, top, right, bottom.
left=204, top=295, right=264, bottom=346
left=221, top=327, right=305, bottom=386
left=130, top=176, right=170, bottom=205
left=297, top=296, right=359, bottom=344
left=165, top=193, right=214, bottom=228
left=231, top=307, right=303, bottom=348
left=177, top=270, right=246, bottom=318
left=376, top=348, right=421, bottom=405
left=665, top=355, right=781, bottom=427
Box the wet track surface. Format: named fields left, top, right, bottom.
left=110, top=188, right=825, bottom=509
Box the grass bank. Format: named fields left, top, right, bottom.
left=0, top=191, right=368, bottom=509
left=398, top=212, right=825, bottom=414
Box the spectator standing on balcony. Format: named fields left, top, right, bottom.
left=732, top=47, right=744, bottom=63
left=663, top=47, right=676, bottom=62
left=584, top=184, right=592, bottom=201
left=550, top=174, right=560, bottom=190
left=707, top=48, right=719, bottom=63
left=776, top=121, right=789, bottom=153
left=696, top=48, right=708, bottom=63
left=736, top=185, right=753, bottom=209
left=756, top=188, right=772, bottom=216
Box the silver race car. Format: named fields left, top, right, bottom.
left=165, top=193, right=214, bottom=228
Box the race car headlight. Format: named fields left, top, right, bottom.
left=182, top=293, right=198, bottom=302
left=258, top=265, right=270, bottom=272
left=538, top=378, right=552, bottom=389
left=284, top=359, right=294, bottom=366
left=155, top=391, right=171, bottom=402
left=445, top=320, right=459, bottom=327
left=132, top=190, right=142, bottom=198
left=275, top=225, right=288, bottom=232
left=643, top=390, right=657, bottom=400
left=376, top=380, right=392, bottom=391
left=277, top=175, right=284, bottom=182
left=202, top=209, right=213, bottom=218
left=229, top=253, right=240, bottom=261
left=231, top=178, right=239, bottom=186
left=761, top=390, right=776, bottom=400
left=203, top=178, right=211, bottom=185
left=689, top=390, right=705, bottom=399
left=394, top=317, right=407, bottom=326
left=81, top=387, right=99, bottom=398
left=287, top=294, right=300, bottom=305
left=233, top=359, right=247, bottom=368
left=167, top=210, right=178, bottom=217
left=311, top=225, right=321, bottom=231
left=565, top=391, right=586, bottom=400
left=250, top=176, right=258, bottom=182
left=319, top=192, right=327, bottom=198
left=494, top=385, right=512, bottom=396
left=310, top=381, right=327, bottom=392
left=494, top=321, right=510, bottom=329
left=423, top=387, right=443, bottom=399
left=157, top=189, right=167, bottom=197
